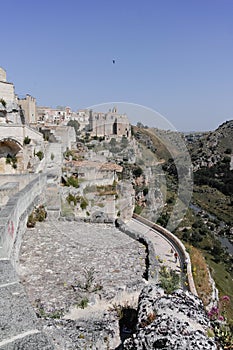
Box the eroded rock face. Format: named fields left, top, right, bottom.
left=123, top=285, right=217, bottom=350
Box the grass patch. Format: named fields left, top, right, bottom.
left=185, top=243, right=233, bottom=319
left=134, top=204, right=143, bottom=215
left=205, top=253, right=233, bottom=320
left=186, top=244, right=212, bottom=306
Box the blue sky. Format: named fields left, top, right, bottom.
left=1, top=0, right=233, bottom=131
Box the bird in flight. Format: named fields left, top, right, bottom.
left=112, top=59, right=115, bottom=64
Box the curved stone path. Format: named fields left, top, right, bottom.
left=125, top=218, right=182, bottom=274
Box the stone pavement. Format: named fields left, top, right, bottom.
left=1, top=218, right=184, bottom=350
left=0, top=260, right=53, bottom=350
left=17, top=220, right=147, bottom=349
left=125, top=218, right=182, bottom=274
left=19, top=220, right=147, bottom=313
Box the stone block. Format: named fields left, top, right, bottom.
left=0, top=260, right=18, bottom=285
left=0, top=333, right=54, bottom=350
left=0, top=283, right=39, bottom=342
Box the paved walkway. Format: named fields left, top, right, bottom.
left=0, top=260, right=54, bottom=350
left=0, top=219, right=183, bottom=350
left=19, top=220, right=147, bottom=314
left=16, top=220, right=148, bottom=349
left=125, top=218, right=182, bottom=274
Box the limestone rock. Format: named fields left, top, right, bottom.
left=123, top=285, right=217, bottom=350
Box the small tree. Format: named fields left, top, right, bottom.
left=132, top=166, right=143, bottom=178
left=67, top=120, right=80, bottom=135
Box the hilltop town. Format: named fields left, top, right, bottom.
left=0, top=66, right=136, bottom=222
left=0, top=67, right=233, bottom=349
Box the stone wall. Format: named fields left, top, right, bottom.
left=0, top=67, right=7, bottom=82
left=52, top=126, right=76, bottom=151
left=18, top=95, right=37, bottom=124
left=0, top=174, right=46, bottom=259
left=0, top=174, right=39, bottom=192
left=0, top=125, right=43, bottom=145
left=0, top=81, right=15, bottom=104
left=133, top=213, right=198, bottom=296
left=117, top=219, right=158, bottom=282
left=0, top=173, right=54, bottom=349
left=0, top=182, right=19, bottom=206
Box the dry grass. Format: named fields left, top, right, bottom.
left=186, top=244, right=212, bottom=306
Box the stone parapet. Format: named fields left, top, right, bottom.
left=0, top=174, right=54, bottom=349
left=0, top=260, right=54, bottom=350
left=0, top=174, right=46, bottom=259
left=116, top=218, right=158, bottom=282
left=0, top=124, right=43, bottom=145
left=132, top=213, right=198, bottom=296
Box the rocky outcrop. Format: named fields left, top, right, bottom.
left=187, top=120, right=233, bottom=170
left=123, top=285, right=217, bottom=349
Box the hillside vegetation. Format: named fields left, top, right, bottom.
left=132, top=120, right=233, bottom=318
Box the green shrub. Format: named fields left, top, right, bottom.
left=63, top=149, right=77, bottom=160
left=35, top=205, right=47, bottom=222
left=67, top=120, right=80, bottom=135
left=159, top=266, right=180, bottom=294
left=27, top=213, right=37, bottom=228
left=5, top=154, right=17, bottom=169
left=77, top=297, right=89, bottom=309
left=36, top=151, right=44, bottom=161
left=134, top=204, right=143, bottom=215
left=80, top=197, right=88, bottom=210
left=27, top=205, right=47, bottom=227
left=65, top=176, right=79, bottom=188
left=157, top=213, right=169, bottom=227
left=66, top=193, right=78, bottom=206
left=23, top=136, right=31, bottom=145
left=132, top=166, right=143, bottom=178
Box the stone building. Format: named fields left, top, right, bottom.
left=0, top=67, right=15, bottom=104
left=0, top=67, right=21, bottom=123
left=17, top=94, right=37, bottom=124
left=89, top=107, right=131, bottom=138
left=0, top=67, right=37, bottom=125
left=37, top=106, right=75, bottom=124
left=67, top=160, right=123, bottom=182
left=74, top=109, right=90, bottom=131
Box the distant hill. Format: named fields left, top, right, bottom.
left=186, top=120, right=233, bottom=170
left=132, top=120, right=233, bottom=223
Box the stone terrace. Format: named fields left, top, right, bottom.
left=19, top=220, right=147, bottom=313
